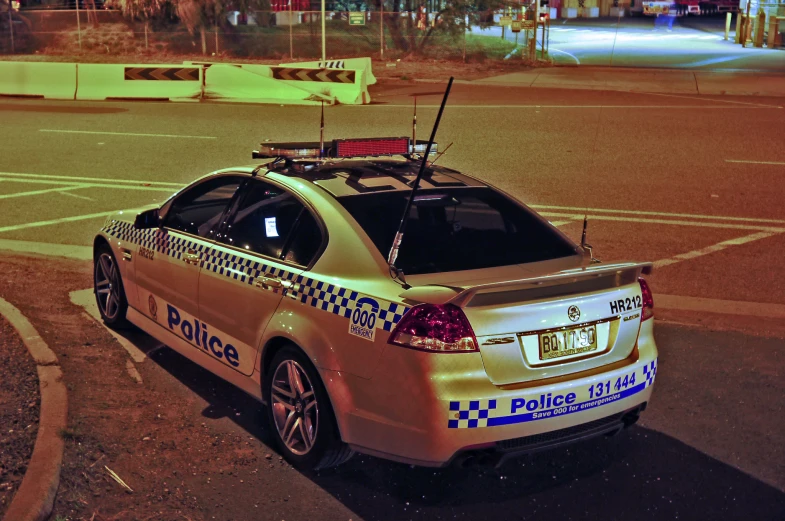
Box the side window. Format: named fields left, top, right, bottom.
left=284, top=210, right=324, bottom=266
left=221, top=180, right=304, bottom=260
left=164, top=176, right=244, bottom=239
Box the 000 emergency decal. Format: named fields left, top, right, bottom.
left=348, top=297, right=379, bottom=342
left=144, top=294, right=253, bottom=376
left=448, top=359, right=657, bottom=429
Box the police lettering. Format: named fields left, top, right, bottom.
left=510, top=392, right=576, bottom=414
left=166, top=304, right=240, bottom=367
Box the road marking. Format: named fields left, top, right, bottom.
left=638, top=91, right=783, bottom=109
left=654, top=294, right=785, bottom=319
left=58, top=190, right=95, bottom=201
left=549, top=48, right=581, bottom=64
left=0, top=185, right=88, bottom=200
left=0, top=207, right=148, bottom=233
left=0, top=171, right=183, bottom=187
left=538, top=212, right=785, bottom=232
left=725, top=159, right=785, bottom=166
left=0, top=238, right=92, bottom=260
left=653, top=231, right=778, bottom=268
left=39, top=129, right=218, bottom=140
left=0, top=177, right=175, bottom=193
left=531, top=204, right=785, bottom=224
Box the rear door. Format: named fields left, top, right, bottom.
left=197, top=178, right=324, bottom=376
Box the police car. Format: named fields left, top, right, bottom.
left=93, top=136, right=657, bottom=470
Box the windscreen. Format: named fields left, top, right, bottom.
left=339, top=187, right=577, bottom=275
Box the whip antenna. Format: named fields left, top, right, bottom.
left=387, top=77, right=453, bottom=274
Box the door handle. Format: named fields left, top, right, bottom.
left=184, top=250, right=200, bottom=266
left=253, top=276, right=292, bottom=290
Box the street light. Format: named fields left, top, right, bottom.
left=321, top=0, right=326, bottom=62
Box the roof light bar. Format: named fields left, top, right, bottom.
left=252, top=138, right=437, bottom=160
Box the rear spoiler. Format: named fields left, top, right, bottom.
left=447, top=262, right=653, bottom=308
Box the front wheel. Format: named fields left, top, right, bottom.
left=93, top=244, right=129, bottom=328
left=265, top=346, right=353, bottom=471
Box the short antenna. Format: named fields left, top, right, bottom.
left=388, top=77, right=454, bottom=272
left=412, top=96, right=417, bottom=147
left=319, top=100, right=325, bottom=158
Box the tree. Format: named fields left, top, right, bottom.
left=379, top=0, right=511, bottom=56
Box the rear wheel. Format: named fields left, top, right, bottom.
left=93, top=244, right=129, bottom=328
left=265, top=346, right=353, bottom=470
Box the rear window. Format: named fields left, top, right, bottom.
left=339, top=187, right=577, bottom=275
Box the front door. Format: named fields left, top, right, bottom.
left=134, top=174, right=245, bottom=342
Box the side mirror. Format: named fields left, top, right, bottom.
left=134, top=208, right=161, bottom=229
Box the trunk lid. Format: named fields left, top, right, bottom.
left=402, top=261, right=652, bottom=385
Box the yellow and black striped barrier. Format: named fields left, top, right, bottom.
left=271, top=67, right=356, bottom=84
left=124, top=67, right=200, bottom=81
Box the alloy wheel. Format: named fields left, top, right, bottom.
left=270, top=360, right=319, bottom=456
left=95, top=252, right=121, bottom=320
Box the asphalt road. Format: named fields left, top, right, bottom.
left=1, top=85, right=784, bottom=308
left=128, top=320, right=784, bottom=521
left=1, top=85, right=784, bottom=519
left=477, top=15, right=785, bottom=70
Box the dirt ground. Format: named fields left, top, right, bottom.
left=0, top=314, right=40, bottom=518
left=0, top=254, right=280, bottom=521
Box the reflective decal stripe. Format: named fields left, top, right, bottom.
left=447, top=359, right=657, bottom=429
left=102, top=221, right=409, bottom=332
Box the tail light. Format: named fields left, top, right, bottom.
left=388, top=304, right=478, bottom=353
left=639, top=277, right=654, bottom=321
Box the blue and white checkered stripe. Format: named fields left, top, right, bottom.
left=448, top=400, right=498, bottom=429
left=102, top=221, right=409, bottom=332
left=642, top=358, right=658, bottom=388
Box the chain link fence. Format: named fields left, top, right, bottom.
left=0, top=7, right=522, bottom=60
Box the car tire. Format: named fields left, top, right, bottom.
left=265, top=346, right=354, bottom=471
left=93, top=244, right=129, bottom=329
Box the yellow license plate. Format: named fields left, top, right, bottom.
left=539, top=325, right=598, bottom=360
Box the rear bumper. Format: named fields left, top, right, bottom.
left=327, top=322, right=658, bottom=467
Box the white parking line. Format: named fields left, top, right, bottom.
left=58, top=190, right=95, bottom=201
left=0, top=208, right=148, bottom=233
left=725, top=159, right=785, bottom=166
left=0, top=177, right=175, bottom=193
left=531, top=204, right=785, bottom=224
left=0, top=185, right=88, bottom=200
left=653, top=231, right=778, bottom=268
left=0, top=171, right=183, bottom=187
left=637, top=92, right=783, bottom=109
left=0, top=238, right=92, bottom=260
left=538, top=212, right=785, bottom=232
left=39, top=129, right=218, bottom=140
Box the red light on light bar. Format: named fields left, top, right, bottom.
left=334, top=138, right=410, bottom=158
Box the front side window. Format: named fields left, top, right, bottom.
left=220, top=180, right=313, bottom=261
left=164, top=176, right=244, bottom=239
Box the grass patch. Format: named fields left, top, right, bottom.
left=58, top=428, right=81, bottom=441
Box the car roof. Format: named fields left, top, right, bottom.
left=254, top=159, right=488, bottom=199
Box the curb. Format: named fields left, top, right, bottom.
left=0, top=296, right=67, bottom=521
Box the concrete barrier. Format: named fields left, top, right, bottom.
left=203, top=64, right=333, bottom=105
left=278, top=57, right=376, bottom=85
left=76, top=64, right=202, bottom=101
left=0, top=62, right=76, bottom=100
